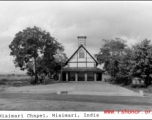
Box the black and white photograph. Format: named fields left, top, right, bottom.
left=0, top=1, right=152, bottom=119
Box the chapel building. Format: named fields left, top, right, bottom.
left=61, top=36, right=104, bottom=81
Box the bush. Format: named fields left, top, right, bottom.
left=0, top=81, right=6, bottom=85
left=105, top=77, right=114, bottom=83
left=0, top=79, right=8, bottom=85
left=131, top=77, right=146, bottom=88
left=30, top=79, right=36, bottom=85
left=110, top=74, right=131, bottom=85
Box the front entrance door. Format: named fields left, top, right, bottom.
left=62, top=72, right=66, bottom=81
left=87, top=72, right=94, bottom=81
left=97, top=73, right=102, bottom=81
left=78, top=72, right=85, bottom=81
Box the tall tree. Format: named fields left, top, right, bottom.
left=9, top=26, right=63, bottom=84
left=96, top=38, right=127, bottom=77
left=116, top=47, right=133, bottom=84
left=53, top=50, right=68, bottom=80
left=129, top=39, right=152, bottom=86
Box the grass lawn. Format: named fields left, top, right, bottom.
left=123, top=85, right=152, bottom=96
left=111, top=82, right=152, bottom=96
left=102, top=74, right=152, bottom=95
left=0, top=93, right=151, bottom=111
left=0, top=74, right=151, bottom=111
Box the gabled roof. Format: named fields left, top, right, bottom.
left=66, top=45, right=98, bottom=66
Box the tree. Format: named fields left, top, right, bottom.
left=116, top=47, right=133, bottom=84
left=129, top=39, right=152, bottom=87
left=9, top=26, right=63, bottom=84
left=96, top=38, right=127, bottom=78
left=53, top=50, right=68, bottom=81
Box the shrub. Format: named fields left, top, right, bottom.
left=30, top=79, right=36, bottom=85
left=106, top=77, right=114, bottom=83
left=0, top=79, right=8, bottom=85
left=111, top=74, right=131, bottom=85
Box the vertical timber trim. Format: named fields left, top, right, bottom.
left=77, top=52, right=78, bottom=68
left=85, top=73, right=87, bottom=81
left=86, top=50, right=87, bottom=67
left=94, top=73, right=97, bottom=81
left=66, top=72, right=68, bottom=82
left=75, top=73, right=78, bottom=82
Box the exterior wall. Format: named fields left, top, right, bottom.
left=69, top=63, right=77, bottom=67
left=69, top=63, right=95, bottom=67
left=87, top=55, right=94, bottom=62
left=78, top=63, right=86, bottom=67
left=70, top=54, right=77, bottom=62
left=68, top=47, right=96, bottom=68
left=87, top=63, right=95, bottom=67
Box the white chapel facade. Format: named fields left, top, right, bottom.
left=61, top=36, right=104, bottom=81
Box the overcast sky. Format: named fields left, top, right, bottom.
left=0, top=1, right=152, bottom=74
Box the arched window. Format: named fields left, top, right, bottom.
left=79, top=49, right=85, bottom=58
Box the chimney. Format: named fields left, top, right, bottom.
left=77, top=36, right=86, bottom=47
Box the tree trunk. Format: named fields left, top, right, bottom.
left=145, top=75, right=150, bottom=88
left=147, top=76, right=150, bottom=86
left=34, top=57, right=38, bottom=84
left=35, top=73, right=38, bottom=84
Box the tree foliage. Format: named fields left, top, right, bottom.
left=96, top=38, right=127, bottom=78
left=9, top=26, right=64, bottom=84
left=96, top=38, right=152, bottom=86
left=129, top=39, right=152, bottom=86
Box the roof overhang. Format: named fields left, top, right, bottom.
left=62, top=67, right=104, bottom=72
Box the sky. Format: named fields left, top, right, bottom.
left=0, top=1, right=152, bottom=74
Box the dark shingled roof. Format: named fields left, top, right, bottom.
left=62, top=67, right=104, bottom=72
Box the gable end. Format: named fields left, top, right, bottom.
left=65, top=45, right=98, bottom=66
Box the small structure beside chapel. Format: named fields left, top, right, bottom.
left=61, top=36, right=104, bottom=81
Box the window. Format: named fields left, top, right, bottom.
left=79, top=49, right=85, bottom=58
